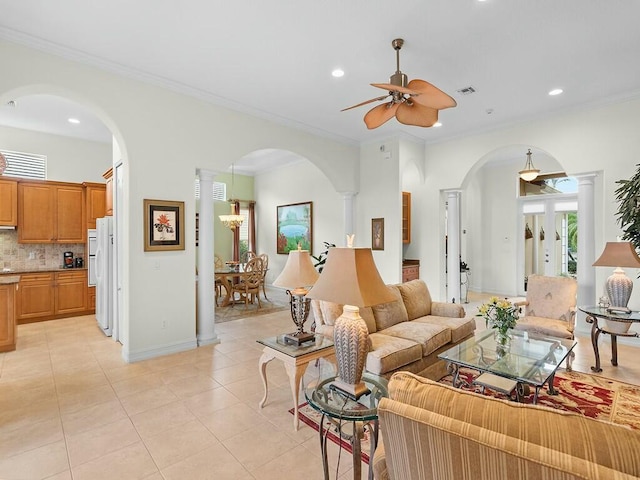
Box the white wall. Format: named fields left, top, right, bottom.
left=0, top=39, right=359, bottom=362
left=0, top=124, right=111, bottom=182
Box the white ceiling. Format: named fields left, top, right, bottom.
left=1, top=0, right=640, bottom=174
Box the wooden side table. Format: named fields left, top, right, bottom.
left=579, top=306, right=640, bottom=372
left=257, top=334, right=335, bottom=430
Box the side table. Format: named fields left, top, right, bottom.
left=305, top=373, right=388, bottom=480
left=579, top=306, right=640, bottom=372
left=257, top=334, right=335, bottom=430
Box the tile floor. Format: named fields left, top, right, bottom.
left=1, top=290, right=639, bottom=479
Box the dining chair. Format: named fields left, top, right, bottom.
left=258, top=253, right=269, bottom=300
left=231, top=256, right=264, bottom=309
left=214, top=254, right=224, bottom=306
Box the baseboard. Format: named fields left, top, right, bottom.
left=123, top=338, right=198, bottom=363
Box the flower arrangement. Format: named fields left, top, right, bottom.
left=477, top=297, right=520, bottom=337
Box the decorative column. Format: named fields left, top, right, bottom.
left=196, top=169, right=220, bottom=346
left=576, top=173, right=597, bottom=333
left=341, top=192, right=357, bottom=246
left=446, top=190, right=461, bottom=303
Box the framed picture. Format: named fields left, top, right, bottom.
left=277, top=201, right=312, bottom=254
left=144, top=199, right=185, bottom=251
left=372, top=217, right=384, bottom=250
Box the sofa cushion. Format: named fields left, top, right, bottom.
left=385, top=371, right=640, bottom=476
left=367, top=333, right=422, bottom=375
left=380, top=322, right=451, bottom=357
left=414, top=315, right=477, bottom=343
left=311, top=299, right=377, bottom=333
left=397, top=279, right=432, bottom=319
left=372, top=285, right=408, bottom=330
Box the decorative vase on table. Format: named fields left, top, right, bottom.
left=493, top=327, right=512, bottom=358
left=477, top=297, right=519, bottom=358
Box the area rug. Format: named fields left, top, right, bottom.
left=215, top=287, right=289, bottom=323
left=439, top=368, right=640, bottom=430
left=290, top=370, right=640, bottom=463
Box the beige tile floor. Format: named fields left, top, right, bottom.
left=1, top=289, right=639, bottom=480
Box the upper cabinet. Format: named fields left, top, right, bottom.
left=0, top=178, right=18, bottom=226
left=402, top=191, right=411, bottom=244
left=84, top=182, right=106, bottom=229
left=103, top=168, right=113, bottom=216
left=18, top=181, right=86, bottom=243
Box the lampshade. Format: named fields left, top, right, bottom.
left=519, top=149, right=540, bottom=182
left=306, top=247, right=396, bottom=306
left=273, top=249, right=319, bottom=294
left=593, top=242, right=640, bottom=325
left=306, top=247, right=394, bottom=399
left=593, top=242, right=640, bottom=268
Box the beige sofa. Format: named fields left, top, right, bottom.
left=311, top=279, right=476, bottom=379
left=373, top=371, right=640, bottom=480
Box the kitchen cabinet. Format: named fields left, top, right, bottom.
left=0, top=178, right=18, bottom=226
left=18, top=181, right=86, bottom=243
left=103, top=168, right=113, bottom=216
left=84, top=182, right=106, bottom=229
left=402, top=191, right=411, bottom=244
left=16, top=272, right=55, bottom=321
left=88, top=285, right=96, bottom=311
left=0, top=278, right=18, bottom=352
left=16, top=270, right=89, bottom=323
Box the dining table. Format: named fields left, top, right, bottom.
left=215, top=265, right=249, bottom=307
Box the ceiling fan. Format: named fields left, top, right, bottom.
left=342, top=38, right=457, bottom=129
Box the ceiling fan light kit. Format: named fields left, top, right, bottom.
left=343, top=38, right=456, bottom=129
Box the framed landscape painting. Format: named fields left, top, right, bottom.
left=277, top=201, right=312, bottom=254
left=144, top=199, right=185, bottom=251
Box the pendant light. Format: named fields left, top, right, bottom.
left=219, top=164, right=244, bottom=229
left=519, top=149, right=540, bottom=181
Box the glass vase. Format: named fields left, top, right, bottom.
left=494, top=329, right=512, bottom=358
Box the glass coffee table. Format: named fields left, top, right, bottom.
left=257, top=334, right=335, bottom=430
left=438, top=329, right=577, bottom=403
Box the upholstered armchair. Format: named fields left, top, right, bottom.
left=513, top=274, right=578, bottom=369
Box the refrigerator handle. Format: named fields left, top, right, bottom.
left=95, top=245, right=102, bottom=282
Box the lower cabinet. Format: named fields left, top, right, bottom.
left=88, top=286, right=96, bottom=310
left=0, top=283, right=17, bottom=352
left=402, top=263, right=420, bottom=283
left=17, top=270, right=89, bottom=323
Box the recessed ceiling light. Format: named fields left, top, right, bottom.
left=331, top=69, right=345, bottom=78
left=548, top=88, right=563, bottom=96
left=68, top=118, right=80, bottom=124
left=433, top=122, right=442, bottom=127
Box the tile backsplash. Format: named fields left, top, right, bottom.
left=0, top=230, right=85, bottom=271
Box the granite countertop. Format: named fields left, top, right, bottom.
left=0, top=275, right=20, bottom=284
left=0, top=267, right=88, bottom=275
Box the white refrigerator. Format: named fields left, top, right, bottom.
left=95, top=216, right=114, bottom=337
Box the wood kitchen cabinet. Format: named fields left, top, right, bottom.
left=84, top=182, right=106, bottom=229
left=18, top=181, right=86, bottom=243
left=16, top=272, right=55, bottom=321
left=402, top=191, right=411, bottom=244
left=0, top=178, right=18, bottom=226
left=17, top=270, right=89, bottom=323
left=0, top=280, right=18, bottom=352
left=103, top=168, right=113, bottom=216
left=88, top=285, right=96, bottom=310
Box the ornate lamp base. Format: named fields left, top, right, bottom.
left=606, top=268, right=633, bottom=308
left=283, top=289, right=315, bottom=345
left=331, top=305, right=371, bottom=400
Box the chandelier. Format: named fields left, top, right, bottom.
left=519, top=149, right=540, bottom=181
left=219, top=164, right=244, bottom=229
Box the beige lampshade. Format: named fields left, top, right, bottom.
left=593, top=242, right=640, bottom=268
left=306, top=247, right=395, bottom=307
left=273, top=249, right=319, bottom=292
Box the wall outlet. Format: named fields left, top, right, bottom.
left=28, top=251, right=35, bottom=260
left=161, top=320, right=167, bottom=329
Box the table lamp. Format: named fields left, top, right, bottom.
left=593, top=241, right=640, bottom=313
left=306, top=247, right=395, bottom=399
left=273, top=247, right=320, bottom=345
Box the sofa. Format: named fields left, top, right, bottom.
left=311, top=279, right=476, bottom=379
left=373, top=371, right=640, bottom=480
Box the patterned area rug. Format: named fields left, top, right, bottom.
left=215, top=287, right=289, bottom=323
left=291, top=370, right=640, bottom=463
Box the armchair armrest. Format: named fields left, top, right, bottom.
left=431, top=301, right=466, bottom=318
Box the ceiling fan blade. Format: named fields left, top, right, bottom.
left=364, top=102, right=400, bottom=129
left=406, top=79, right=457, bottom=109
left=371, top=83, right=420, bottom=96
left=396, top=102, right=439, bottom=127
left=341, top=94, right=390, bottom=112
